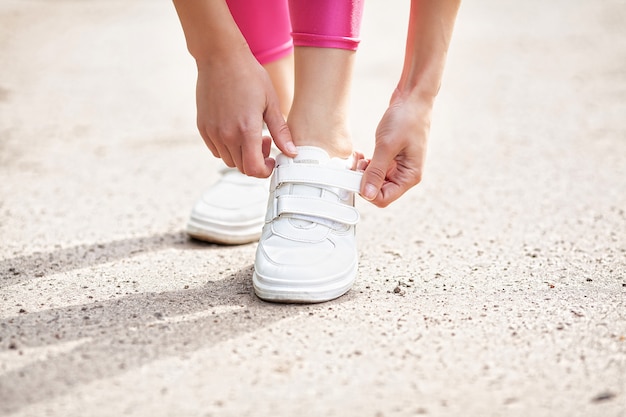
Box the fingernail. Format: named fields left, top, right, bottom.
left=286, top=142, right=298, bottom=155
left=363, top=184, right=378, bottom=200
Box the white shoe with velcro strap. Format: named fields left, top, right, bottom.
left=253, top=146, right=363, bottom=303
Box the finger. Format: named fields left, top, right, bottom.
left=203, top=139, right=219, bottom=159
left=361, top=145, right=394, bottom=202
left=371, top=181, right=404, bottom=208
left=213, top=141, right=236, bottom=168
left=370, top=165, right=422, bottom=207
left=261, top=135, right=272, bottom=159
left=264, top=100, right=297, bottom=157
left=263, top=156, right=276, bottom=173
left=261, top=135, right=276, bottom=174
left=220, top=129, right=247, bottom=172
left=231, top=145, right=245, bottom=173
left=241, top=133, right=273, bottom=178
left=351, top=150, right=365, bottom=170
left=220, top=152, right=236, bottom=168
left=198, top=124, right=220, bottom=158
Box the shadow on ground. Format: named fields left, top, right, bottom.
left=0, top=229, right=360, bottom=414
left=1, top=252, right=355, bottom=414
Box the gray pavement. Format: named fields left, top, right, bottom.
left=1, top=0, right=625, bottom=416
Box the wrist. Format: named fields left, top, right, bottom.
left=396, top=57, right=447, bottom=105
left=174, top=0, right=250, bottom=71
left=393, top=82, right=437, bottom=110
left=194, top=39, right=251, bottom=71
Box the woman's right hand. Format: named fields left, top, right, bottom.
left=195, top=49, right=296, bottom=178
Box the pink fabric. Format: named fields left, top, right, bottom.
left=226, top=0, right=293, bottom=65
left=289, top=0, right=365, bottom=51
left=226, top=0, right=365, bottom=65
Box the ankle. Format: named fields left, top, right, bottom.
left=287, top=123, right=353, bottom=159
left=295, top=141, right=353, bottom=159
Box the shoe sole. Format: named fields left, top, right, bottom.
left=186, top=218, right=263, bottom=245
left=252, top=263, right=357, bottom=304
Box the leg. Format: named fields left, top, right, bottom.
left=287, top=0, right=365, bottom=158
left=253, top=0, right=367, bottom=303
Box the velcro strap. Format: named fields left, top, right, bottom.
left=276, top=195, right=360, bottom=225
left=276, top=164, right=363, bottom=193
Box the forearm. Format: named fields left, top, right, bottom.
left=398, top=0, right=461, bottom=103
left=172, top=0, right=248, bottom=68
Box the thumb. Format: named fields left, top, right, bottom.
left=361, top=146, right=392, bottom=201
left=264, top=101, right=297, bottom=157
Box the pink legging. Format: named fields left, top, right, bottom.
left=226, top=0, right=364, bottom=65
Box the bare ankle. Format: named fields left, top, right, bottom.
left=287, top=120, right=353, bottom=158
left=291, top=135, right=353, bottom=159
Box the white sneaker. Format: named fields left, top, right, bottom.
left=253, top=146, right=363, bottom=303
left=187, top=166, right=270, bottom=245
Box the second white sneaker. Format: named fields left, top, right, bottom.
left=187, top=166, right=270, bottom=245
left=253, top=146, right=363, bottom=303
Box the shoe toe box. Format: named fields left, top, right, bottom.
left=254, top=231, right=357, bottom=284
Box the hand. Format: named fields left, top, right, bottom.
left=360, top=89, right=432, bottom=207
left=195, top=50, right=296, bottom=177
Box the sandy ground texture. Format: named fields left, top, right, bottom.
left=1, top=0, right=625, bottom=416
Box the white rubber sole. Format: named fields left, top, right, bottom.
left=252, top=262, right=357, bottom=303
left=186, top=218, right=263, bottom=245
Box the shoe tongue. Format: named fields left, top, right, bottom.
left=291, top=147, right=332, bottom=199
left=287, top=146, right=350, bottom=229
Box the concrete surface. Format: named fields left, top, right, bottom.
left=1, top=0, right=625, bottom=416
